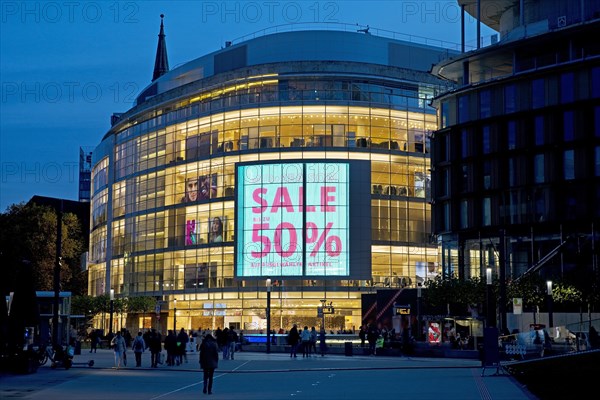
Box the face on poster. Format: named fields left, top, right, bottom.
left=236, top=162, right=349, bottom=277
left=416, top=261, right=439, bottom=285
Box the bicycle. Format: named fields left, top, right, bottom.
left=35, top=344, right=50, bottom=366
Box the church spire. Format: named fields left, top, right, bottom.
left=152, top=14, right=169, bottom=82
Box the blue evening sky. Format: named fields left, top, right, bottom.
left=0, top=1, right=496, bottom=211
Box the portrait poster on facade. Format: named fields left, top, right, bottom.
left=416, top=261, right=439, bottom=285
left=182, top=173, right=217, bottom=203
left=235, top=160, right=371, bottom=279
left=208, top=216, right=226, bottom=243
left=185, top=219, right=201, bottom=245
left=198, top=173, right=217, bottom=200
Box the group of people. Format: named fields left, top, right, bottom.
left=108, top=326, right=221, bottom=394
left=359, top=322, right=397, bottom=355
left=213, top=327, right=239, bottom=360
left=108, top=327, right=190, bottom=369
left=105, top=324, right=327, bottom=395
left=287, top=325, right=327, bottom=357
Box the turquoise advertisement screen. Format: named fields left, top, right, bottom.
left=236, top=162, right=350, bottom=277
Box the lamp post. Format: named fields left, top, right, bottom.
left=546, top=280, right=553, bottom=328
left=173, top=299, right=177, bottom=333
left=266, top=278, right=272, bottom=354
left=416, top=283, right=422, bottom=341
left=486, top=267, right=493, bottom=327
left=109, top=289, right=115, bottom=335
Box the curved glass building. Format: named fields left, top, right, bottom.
left=89, top=24, right=456, bottom=333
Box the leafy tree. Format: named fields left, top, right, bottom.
left=127, top=296, right=157, bottom=315
left=71, top=295, right=96, bottom=318
left=0, top=202, right=87, bottom=296
left=551, top=281, right=582, bottom=304
left=126, top=296, right=157, bottom=331
left=423, top=274, right=486, bottom=315
left=506, top=274, right=546, bottom=312
left=93, top=294, right=111, bottom=315
left=561, top=265, right=600, bottom=314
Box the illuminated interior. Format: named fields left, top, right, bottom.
left=89, top=55, right=446, bottom=332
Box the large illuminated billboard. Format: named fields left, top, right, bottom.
left=235, top=160, right=371, bottom=279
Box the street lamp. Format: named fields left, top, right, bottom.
left=486, top=267, right=493, bottom=327
left=266, top=278, right=272, bottom=354
left=109, top=289, right=115, bottom=335
left=416, top=283, right=422, bottom=341
left=546, top=280, right=553, bottom=328
left=173, top=299, right=177, bottom=333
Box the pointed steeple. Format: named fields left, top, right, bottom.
left=152, top=14, right=169, bottom=82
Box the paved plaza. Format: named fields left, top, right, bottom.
left=0, top=348, right=537, bottom=399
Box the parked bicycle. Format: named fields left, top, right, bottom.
left=35, top=343, right=50, bottom=367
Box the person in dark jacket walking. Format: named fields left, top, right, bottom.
left=319, top=327, right=327, bottom=356
left=199, top=332, right=219, bottom=395
left=148, top=329, right=162, bottom=368
left=177, top=328, right=189, bottom=364
left=288, top=324, right=300, bottom=358
left=89, top=329, right=99, bottom=353
left=367, top=322, right=380, bottom=355
left=164, top=330, right=177, bottom=366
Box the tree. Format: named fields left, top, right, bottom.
left=0, top=203, right=87, bottom=296
left=127, top=296, right=157, bottom=315
left=423, top=275, right=486, bottom=316
left=127, top=296, right=157, bottom=328
left=71, top=295, right=96, bottom=318
left=506, top=274, right=546, bottom=313
left=93, top=294, right=111, bottom=315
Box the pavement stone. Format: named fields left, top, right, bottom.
left=0, top=347, right=537, bottom=399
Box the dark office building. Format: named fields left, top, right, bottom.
left=79, top=147, right=93, bottom=202
left=430, top=0, right=600, bottom=316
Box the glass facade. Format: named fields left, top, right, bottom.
left=430, top=14, right=600, bottom=308
left=89, top=31, right=452, bottom=334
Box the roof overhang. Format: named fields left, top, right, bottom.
left=458, top=0, right=517, bottom=31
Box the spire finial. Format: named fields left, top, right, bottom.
left=152, top=14, right=169, bottom=81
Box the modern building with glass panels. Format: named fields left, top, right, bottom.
left=430, top=1, right=600, bottom=329
left=89, top=22, right=456, bottom=333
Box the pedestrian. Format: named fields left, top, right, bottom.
left=238, top=330, right=245, bottom=352
left=367, top=322, right=379, bottom=355
left=288, top=324, right=300, bottom=358
left=319, top=327, right=327, bottom=356
left=164, top=330, right=177, bottom=366
left=132, top=331, right=146, bottom=367
left=89, top=329, right=98, bottom=353
left=359, top=325, right=367, bottom=348
left=215, top=327, right=226, bottom=358
left=124, top=329, right=133, bottom=348
left=148, top=329, right=162, bottom=368
left=301, top=326, right=311, bottom=357
left=221, top=327, right=230, bottom=360
left=227, top=328, right=238, bottom=360
left=177, top=328, right=189, bottom=364
left=110, top=331, right=126, bottom=369
left=310, top=326, right=318, bottom=356
left=199, top=331, right=219, bottom=395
